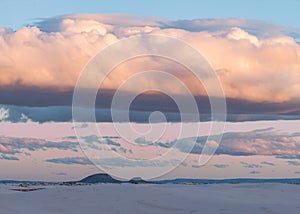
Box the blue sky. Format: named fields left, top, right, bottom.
left=1, top=0, right=300, bottom=29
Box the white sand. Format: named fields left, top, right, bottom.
left=0, top=183, right=300, bottom=214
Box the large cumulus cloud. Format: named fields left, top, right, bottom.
left=0, top=14, right=300, bottom=103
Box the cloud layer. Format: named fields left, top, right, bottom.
left=2, top=125, right=300, bottom=161
left=0, top=14, right=300, bottom=103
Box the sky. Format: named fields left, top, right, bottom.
left=1, top=0, right=300, bottom=29
left=0, top=1, right=300, bottom=181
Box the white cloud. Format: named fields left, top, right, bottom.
left=20, top=113, right=32, bottom=122
left=0, top=107, right=9, bottom=121
left=227, top=27, right=260, bottom=46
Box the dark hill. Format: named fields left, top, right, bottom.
left=80, top=174, right=122, bottom=184
left=129, top=177, right=153, bottom=184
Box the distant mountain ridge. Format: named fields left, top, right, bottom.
left=2, top=174, right=300, bottom=185
left=78, top=174, right=300, bottom=185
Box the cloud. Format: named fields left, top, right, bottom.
left=44, top=156, right=180, bottom=169
left=161, top=18, right=296, bottom=37
left=0, top=154, right=19, bottom=161
left=82, top=135, right=121, bottom=147
left=0, top=104, right=73, bottom=123
left=213, top=164, right=229, bottom=168
left=93, top=157, right=180, bottom=169
left=2, top=126, right=299, bottom=159
left=76, top=127, right=300, bottom=157
left=2, top=102, right=300, bottom=123
left=276, top=155, right=300, bottom=159
left=148, top=128, right=300, bottom=157
left=0, top=107, right=9, bottom=121
left=249, top=171, right=261, bottom=174
left=52, top=172, right=68, bottom=176
left=287, top=161, right=300, bottom=166
left=0, top=133, right=126, bottom=158
left=0, top=136, right=79, bottom=155
left=191, top=164, right=202, bottom=168
left=0, top=14, right=299, bottom=104
left=0, top=132, right=134, bottom=163
left=37, top=14, right=161, bottom=33
left=260, top=162, right=275, bottom=166
left=46, top=157, right=92, bottom=165
left=117, top=147, right=132, bottom=154
left=212, top=129, right=300, bottom=156
left=240, top=161, right=262, bottom=169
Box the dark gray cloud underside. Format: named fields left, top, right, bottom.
left=1, top=88, right=300, bottom=123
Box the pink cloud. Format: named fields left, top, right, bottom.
left=0, top=15, right=299, bottom=103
